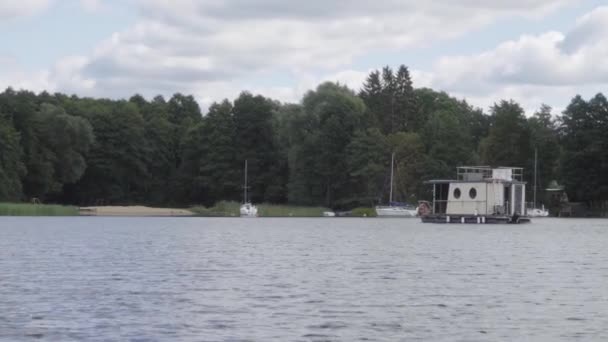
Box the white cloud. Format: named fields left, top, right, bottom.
left=92, top=0, right=575, bottom=78
left=80, top=0, right=102, bottom=12
left=62, top=0, right=572, bottom=105
left=0, top=0, right=50, bottom=19
left=321, top=70, right=370, bottom=92
left=50, top=56, right=97, bottom=93
left=0, top=53, right=98, bottom=97
left=0, top=55, right=51, bottom=92
left=419, top=6, right=608, bottom=113
left=7, top=0, right=602, bottom=114
left=445, top=84, right=577, bottom=114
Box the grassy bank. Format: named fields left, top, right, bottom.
left=257, top=204, right=329, bottom=217
left=350, top=207, right=378, bottom=217
left=190, top=201, right=241, bottom=217
left=190, top=201, right=331, bottom=217
left=0, top=203, right=79, bottom=216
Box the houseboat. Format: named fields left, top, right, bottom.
left=418, top=166, right=530, bottom=224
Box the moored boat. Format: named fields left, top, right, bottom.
left=240, top=160, right=258, bottom=217
left=526, top=148, right=549, bottom=218
left=240, top=202, right=258, bottom=217
left=375, top=153, right=418, bottom=217
left=376, top=203, right=418, bottom=217
left=419, top=166, right=531, bottom=224
left=527, top=205, right=549, bottom=217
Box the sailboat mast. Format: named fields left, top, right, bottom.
left=243, top=160, right=248, bottom=203
left=533, top=148, right=538, bottom=208
left=389, top=152, right=395, bottom=203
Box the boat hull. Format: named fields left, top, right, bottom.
left=240, top=203, right=258, bottom=217
left=527, top=208, right=549, bottom=217
left=421, top=214, right=531, bottom=224
left=375, top=206, right=418, bottom=217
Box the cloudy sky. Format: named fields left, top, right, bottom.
left=1, top=0, right=607, bottom=113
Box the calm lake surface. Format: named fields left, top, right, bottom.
left=1, top=217, right=607, bottom=341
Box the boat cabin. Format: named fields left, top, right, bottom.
left=421, top=166, right=529, bottom=224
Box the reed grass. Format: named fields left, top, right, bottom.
left=0, top=203, right=79, bottom=216
left=190, top=201, right=241, bottom=217
left=190, top=201, right=330, bottom=217
left=350, top=207, right=378, bottom=217
left=257, top=204, right=329, bottom=217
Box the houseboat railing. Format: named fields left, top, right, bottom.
left=456, top=166, right=524, bottom=182
left=457, top=166, right=492, bottom=181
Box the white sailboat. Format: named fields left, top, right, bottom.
left=240, top=160, right=258, bottom=217
left=375, top=153, right=418, bottom=217
left=528, top=205, right=549, bottom=217
left=527, top=148, right=549, bottom=217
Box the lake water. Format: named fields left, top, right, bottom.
left=1, top=217, right=607, bottom=341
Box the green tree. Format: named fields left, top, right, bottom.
left=36, top=104, right=94, bottom=184
left=0, top=89, right=38, bottom=198
left=394, top=65, right=422, bottom=131
left=284, top=104, right=324, bottom=205
left=233, top=92, right=283, bottom=203
left=389, top=132, right=429, bottom=202
left=416, top=88, right=489, bottom=147
left=360, top=65, right=420, bottom=134
left=143, top=114, right=176, bottom=204
left=302, top=82, right=366, bottom=207
left=174, top=122, right=208, bottom=204
left=73, top=101, right=147, bottom=204
left=199, top=100, right=240, bottom=204
left=559, top=94, right=608, bottom=207
left=346, top=128, right=389, bottom=206
left=480, top=100, right=532, bottom=168
left=528, top=104, right=560, bottom=202
left=9, top=102, right=94, bottom=200
left=423, top=110, right=476, bottom=177
left=359, top=70, right=382, bottom=129
left=0, top=115, right=25, bottom=201
left=167, top=93, right=202, bottom=125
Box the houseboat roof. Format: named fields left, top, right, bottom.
left=425, top=166, right=527, bottom=185
left=424, top=179, right=527, bottom=184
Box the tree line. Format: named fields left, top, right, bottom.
left=0, top=65, right=607, bottom=213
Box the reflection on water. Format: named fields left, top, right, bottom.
left=1, top=217, right=607, bottom=341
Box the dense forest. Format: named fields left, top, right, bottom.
left=1, top=65, right=607, bottom=213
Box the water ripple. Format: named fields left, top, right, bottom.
left=0, top=217, right=607, bottom=341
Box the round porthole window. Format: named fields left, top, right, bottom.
left=453, top=188, right=461, bottom=199
left=469, top=188, right=477, bottom=199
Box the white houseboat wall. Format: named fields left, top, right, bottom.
left=420, top=167, right=530, bottom=224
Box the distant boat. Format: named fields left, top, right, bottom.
left=527, top=205, right=549, bottom=217
left=240, top=202, right=258, bottom=217
left=527, top=148, right=549, bottom=218
left=376, top=203, right=418, bottom=217
left=240, top=160, right=258, bottom=217
left=375, top=153, right=418, bottom=217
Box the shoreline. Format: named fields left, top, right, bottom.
left=79, top=206, right=195, bottom=217
left=2, top=202, right=602, bottom=218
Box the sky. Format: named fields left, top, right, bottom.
left=1, top=0, right=608, bottom=114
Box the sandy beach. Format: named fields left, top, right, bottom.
left=79, top=206, right=194, bottom=217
